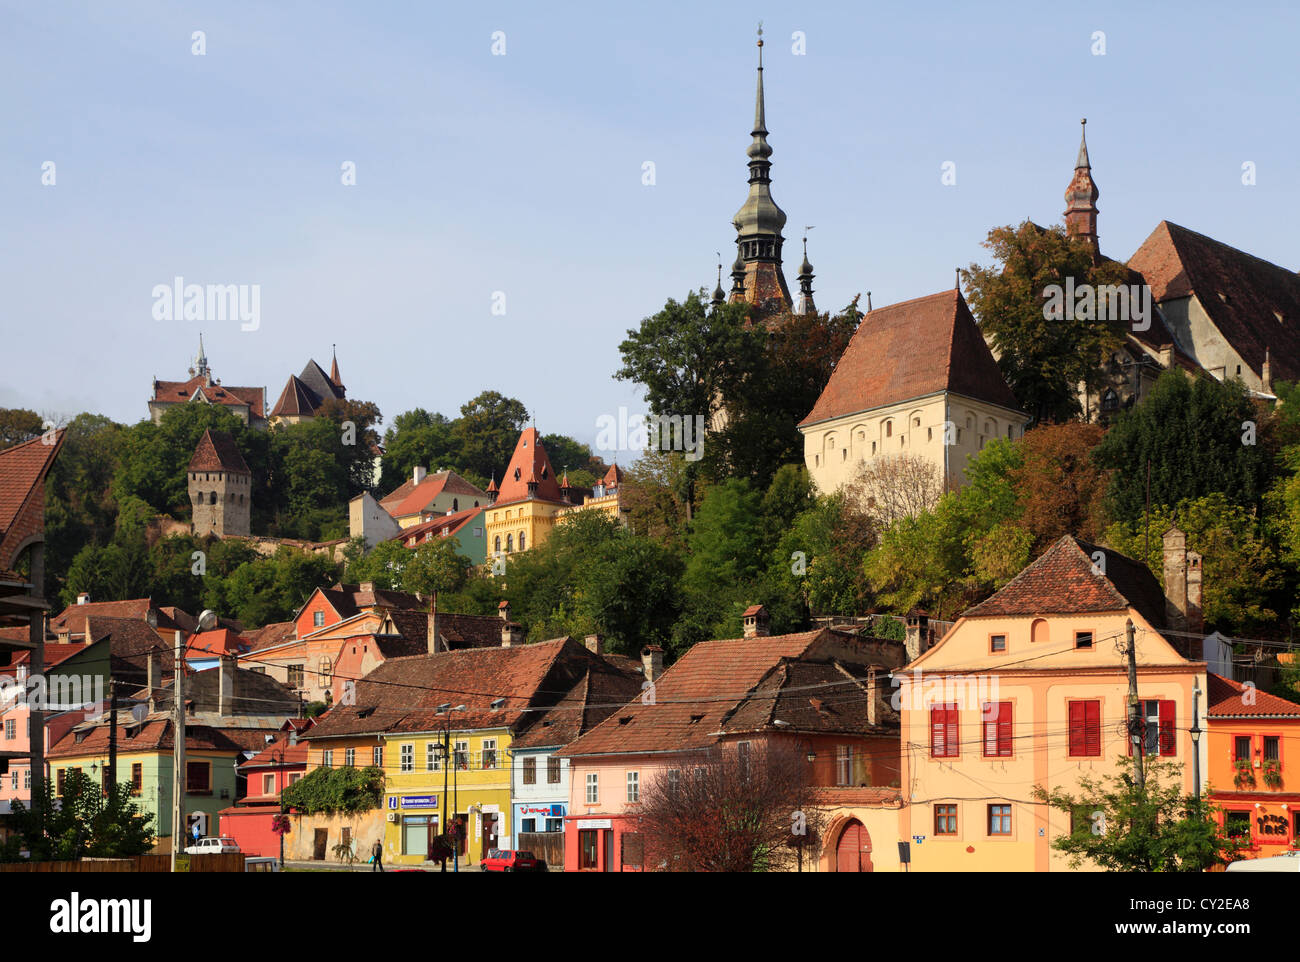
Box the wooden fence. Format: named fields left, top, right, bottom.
left=0, top=853, right=239, bottom=872
left=189, top=852, right=246, bottom=872
left=517, top=832, right=562, bottom=870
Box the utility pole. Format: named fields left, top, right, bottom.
left=171, top=631, right=186, bottom=872
left=1124, top=619, right=1145, bottom=792
left=1190, top=682, right=1203, bottom=802
left=106, top=678, right=118, bottom=797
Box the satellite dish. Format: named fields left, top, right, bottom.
left=197, top=609, right=219, bottom=632
left=131, top=704, right=148, bottom=724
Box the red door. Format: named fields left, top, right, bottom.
left=836, top=820, right=872, bottom=872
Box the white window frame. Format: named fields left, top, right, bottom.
left=345, top=747, right=355, bottom=767
left=427, top=741, right=443, bottom=771
left=400, top=743, right=414, bottom=773
left=321, top=750, right=333, bottom=768
left=626, top=771, right=640, bottom=803
left=482, top=738, right=497, bottom=770
left=585, top=772, right=599, bottom=804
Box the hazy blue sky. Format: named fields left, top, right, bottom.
left=3, top=1, right=1297, bottom=458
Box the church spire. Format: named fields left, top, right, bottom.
left=330, top=343, right=344, bottom=392
left=1064, top=118, right=1100, bottom=258
left=729, top=23, right=791, bottom=311
left=797, top=231, right=816, bottom=315
left=711, top=255, right=725, bottom=307
left=194, top=332, right=210, bottom=383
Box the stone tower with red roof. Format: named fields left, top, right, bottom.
left=188, top=429, right=252, bottom=537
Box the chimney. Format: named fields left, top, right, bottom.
left=427, top=594, right=440, bottom=655
left=76, top=592, right=89, bottom=606
left=584, top=634, right=604, bottom=655
left=359, top=581, right=375, bottom=594
left=1263, top=347, right=1273, bottom=394
left=218, top=654, right=236, bottom=717
left=288, top=728, right=298, bottom=746
left=866, top=666, right=879, bottom=727
left=413, top=465, right=427, bottom=486
left=742, top=605, right=770, bottom=639
left=905, top=610, right=930, bottom=663
left=1162, top=528, right=1189, bottom=632
left=146, top=650, right=159, bottom=713
left=501, top=622, right=525, bottom=647
left=641, top=645, right=664, bottom=683
left=498, top=600, right=510, bottom=622
left=1186, top=551, right=1204, bottom=657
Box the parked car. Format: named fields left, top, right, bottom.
left=185, top=836, right=241, bottom=855
left=481, top=849, right=545, bottom=872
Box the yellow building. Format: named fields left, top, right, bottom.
left=798, top=289, right=1027, bottom=504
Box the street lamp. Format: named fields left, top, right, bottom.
left=1190, top=681, right=1204, bottom=803
left=436, top=703, right=466, bottom=872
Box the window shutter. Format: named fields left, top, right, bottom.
left=931, top=707, right=943, bottom=756
left=1068, top=702, right=1083, bottom=756
left=998, top=703, right=1012, bottom=756
left=1086, top=702, right=1100, bottom=756
left=1158, top=700, right=1176, bottom=756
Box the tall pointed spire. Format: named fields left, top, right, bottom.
left=712, top=255, right=725, bottom=306
left=329, top=343, right=344, bottom=392
left=194, top=332, right=210, bottom=383
left=1064, top=118, right=1100, bottom=258
left=729, top=23, right=791, bottom=312
left=797, top=231, right=816, bottom=315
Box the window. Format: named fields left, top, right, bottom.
left=57, top=769, right=66, bottom=796
left=344, top=747, right=355, bottom=767
left=990, top=634, right=1006, bottom=653
left=519, top=533, right=526, bottom=551
left=930, top=704, right=960, bottom=758
left=454, top=740, right=468, bottom=770
left=322, top=749, right=334, bottom=768
left=935, top=804, right=957, bottom=835
left=1074, top=630, right=1093, bottom=650
left=373, top=746, right=383, bottom=767
left=131, top=763, right=142, bottom=795
left=626, top=771, right=640, bottom=803
left=667, top=769, right=680, bottom=793
left=1234, top=735, right=1253, bottom=762
left=4, top=719, right=13, bottom=740
left=313, top=611, right=324, bottom=627
left=1225, top=811, right=1251, bottom=839
left=494, top=536, right=501, bottom=553
left=288, top=772, right=302, bottom=785
left=9, top=772, right=15, bottom=790
left=836, top=745, right=852, bottom=786
left=319, top=657, right=332, bottom=683
left=579, top=829, right=599, bottom=869
left=983, top=702, right=1013, bottom=757
left=482, top=739, right=497, bottom=770
left=287, top=664, right=305, bottom=689
left=427, top=741, right=442, bottom=771
left=885, top=421, right=892, bottom=438
left=1068, top=700, right=1102, bottom=757
left=521, top=817, right=536, bottom=833
left=988, top=804, right=1012, bottom=836
left=737, top=741, right=751, bottom=779
left=400, top=744, right=413, bottom=773
left=186, top=761, right=211, bottom=794
left=1264, top=735, right=1280, bottom=766
left=262, top=774, right=275, bottom=795
left=546, top=817, right=563, bottom=833
left=586, top=772, right=599, bottom=804
left=1031, top=619, right=1049, bottom=643
left=1134, top=700, right=1175, bottom=756
left=523, top=757, right=536, bottom=785
left=506, top=534, right=513, bottom=552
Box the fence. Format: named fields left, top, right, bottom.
left=517, top=832, right=563, bottom=870
left=189, top=852, right=247, bottom=873
left=0, top=856, right=162, bottom=872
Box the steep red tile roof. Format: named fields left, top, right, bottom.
left=9, top=642, right=88, bottom=669
left=50, top=598, right=190, bottom=637
left=49, top=716, right=284, bottom=758
left=270, top=376, right=319, bottom=418
left=0, top=432, right=64, bottom=567
left=960, top=535, right=1168, bottom=628
left=1128, top=221, right=1300, bottom=383
left=391, top=507, right=483, bottom=548
left=379, top=472, right=486, bottom=519
left=800, top=289, right=1022, bottom=427
left=1207, top=672, right=1300, bottom=718
left=561, top=631, right=832, bottom=757
left=510, top=661, right=645, bottom=750
left=493, top=429, right=564, bottom=505
left=186, top=628, right=249, bottom=658
left=244, top=621, right=296, bottom=652
left=151, top=375, right=265, bottom=419
left=239, top=723, right=314, bottom=769
left=188, top=429, right=250, bottom=474
left=600, top=463, right=624, bottom=488
left=720, top=658, right=897, bottom=736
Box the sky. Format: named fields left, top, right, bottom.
left=3, top=0, right=1298, bottom=460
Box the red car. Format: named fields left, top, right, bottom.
left=481, top=849, right=546, bottom=872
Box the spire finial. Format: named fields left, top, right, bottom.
left=867, top=292, right=872, bottom=312
left=1076, top=117, right=1091, bottom=169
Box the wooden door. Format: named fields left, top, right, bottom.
left=836, top=820, right=872, bottom=872
left=313, top=828, right=328, bottom=860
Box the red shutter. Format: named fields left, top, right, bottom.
left=1068, top=702, right=1083, bottom=756
left=1159, top=700, right=1176, bottom=756
left=930, top=707, right=943, bottom=756
left=999, top=703, right=1013, bottom=756
left=1084, top=701, right=1100, bottom=756
left=931, top=704, right=958, bottom=757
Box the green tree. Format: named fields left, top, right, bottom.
left=281, top=765, right=384, bottom=816
left=964, top=221, right=1130, bottom=424
left=452, top=391, right=529, bottom=481
left=1031, top=758, right=1245, bottom=871
left=3, top=768, right=155, bottom=861
left=0, top=408, right=44, bottom=449
left=379, top=409, right=461, bottom=492
left=1094, top=370, right=1273, bottom=523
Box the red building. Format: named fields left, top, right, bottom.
left=218, top=718, right=313, bottom=857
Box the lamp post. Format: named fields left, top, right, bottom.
left=435, top=703, right=466, bottom=872
left=1190, top=681, right=1204, bottom=803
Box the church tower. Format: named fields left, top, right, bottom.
left=189, top=429, right=252, bottom=538
left=729, top=26, right=792, bottom=312
left=1064, top=118, right=1100, bottom=259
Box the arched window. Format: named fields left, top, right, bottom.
left=453, top=498, right=459, bottom=512
left=519, top=532, right=526, bottom=551
left=884, top=420, right=893, bottom=438
left=494, top=536, right=501, bottom=553
left=506, top=534, right=514, bottom=552
left=1031, top=618, right=1049, bottom=644
left=209, top=492, right=217, bottom=505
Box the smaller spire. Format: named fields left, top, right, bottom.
left=195, top=332, right=210, bottom=382
left=330, top=343, right=341, bottom=387
left=1076, top=118, right=1091, bottom=170
left=796, top=230, right=816, bottom=315
left=712, top=257, right=725, bottom=306
left=866, top=291, right=872, bottom=312
left=955, top=267, right=961, bottom=291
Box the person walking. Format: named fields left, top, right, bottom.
left=371, top=838, right=384, bottom=872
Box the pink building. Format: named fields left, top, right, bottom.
left=218, top=718, right=314, bottom=857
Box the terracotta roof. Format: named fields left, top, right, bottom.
left=0, top=432, right=64, bottom=564
left=238, top=723, right=314, bottom=769
left=493, top=429, right=563, bottom=504
left=309, top=584, right=427, bottom=623
left=186, top=628, right=249, bottom=658
left=8, top=642, right=88, bottom=669
left=380, top=473, right=487, bottom=520
left=151, top=375, right=265, bottom=419
left=811, top=786, right=903, bottom=807
left=188, top=429, right=250, bottom=474
left=800, top=289, right=1022, bottom=427
left=600, top=463, right=624, bottom=488
left=82, top=616, right=176, bottom=677
left=270, top=376, right=319, bottom=418
left=720, top=658, right=897, bottom=736
left=961, top=535, right=1167, bottom=628
left=561, top=631, right=832, bottom=757
left=1207, top=672, right=1300, bottom=718
left=510, top=662, right=645, bottom=750
left=305, top=637, right=609, bottom=740
left=49, top=716, right=283, bottom=758
left=51, top=599, right=189, bottom=637
left=244, top=621, right=296, bottom=652
left=1128, top=221, right=1300, bottom=383
left=152, top=666, right=300, bottom=716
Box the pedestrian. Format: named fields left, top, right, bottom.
left=371, top=838, right=384, bottom=872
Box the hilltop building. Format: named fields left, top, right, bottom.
left=148, top=336, right=267, bottom=429
left=188, top=429, right=252, bottom=538
left=269, top=349, right=348, bottom=425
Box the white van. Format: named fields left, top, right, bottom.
left=1225, top=852, right=1300, bottom=872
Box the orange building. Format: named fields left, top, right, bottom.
left=1207, top=673, right=1300, bottom=857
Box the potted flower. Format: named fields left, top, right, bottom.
left=1233, top=759, right=1256, bottom=789
left=1262, top=759, right=1282, bottom=789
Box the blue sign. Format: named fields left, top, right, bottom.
left=400, top=795, right=438, bottom=808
